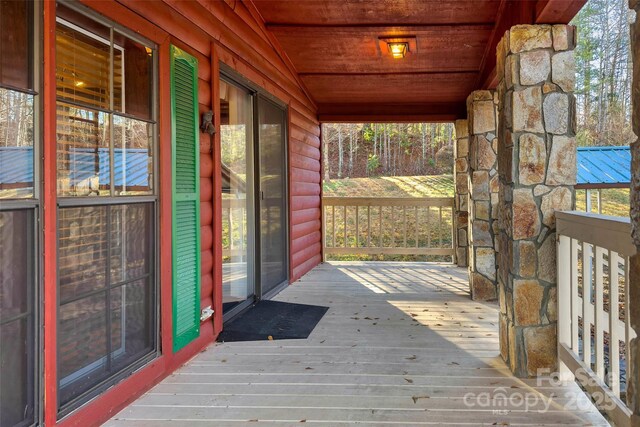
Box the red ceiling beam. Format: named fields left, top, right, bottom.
left=535, top=0, right=588, bottom=24
left=317, top=102, right=466, bottom=123
left=477, top=0, right=584, bottom=90
left=477, top=0, right=537, bottom=89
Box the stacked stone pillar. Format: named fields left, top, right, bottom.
left=496, top=25, right=576, bottom=377
left=627, top=1, right=640, bottom=424
left=467, top=91, right=499, bottom=300
left=454, top=119, right=469, bottom=268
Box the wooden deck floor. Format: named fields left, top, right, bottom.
left=108, top=262, right=608, bottom=426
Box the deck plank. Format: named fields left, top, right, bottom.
left=107, top=262, right=609, bottom=426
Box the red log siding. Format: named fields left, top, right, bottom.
left=50, top=1, right=321, bottom=425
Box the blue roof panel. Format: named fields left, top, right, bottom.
left=577, top=146, right=630, bottom=186
left=0, top=147, right=150, bottom=188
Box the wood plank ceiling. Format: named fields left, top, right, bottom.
left=250, top=0, right=586, bottom=122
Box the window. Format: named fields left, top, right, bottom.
left=0, top=1, right=38, bottom=426
left=55, top=2, right=157, bottom=413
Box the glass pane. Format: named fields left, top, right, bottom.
left=114, top=32, right=153, bottom=120
left=220, top=79, right=254, bottom=312
left=0, top=319, right=34, bottom=426
left=0, top=0, right=32, bottom=89
left=0, top=88, right=35, bottom=199
left=111, top=279, right=153, bottom=372
left=110, top=203, right=152, bottom=283
left=56, top=103, right=110, bottom=196
left=113, top=116, right=153, bottom=195
left=258, top=98, right=288, bottom=293
left=0, top=209, right=32, bottom=322
left=58, top=292, right=108, bottom=405
left=0, top=208, right=34, bottom=427
left=58, top=206, right=108, bottom=302
left=56, top=9, right=111, bottom=110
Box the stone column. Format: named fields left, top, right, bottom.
left=454, top=119, right=469, bottom=268
left=627, top=1, right=640, bottom=424
left=496, top=24, right=576, bottom=377
left=467, top=91, right=499, bottom=300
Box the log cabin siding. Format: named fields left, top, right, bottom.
left=109, top=0, right=321, bottom=307
left=47, top=1, right=321, bottom=425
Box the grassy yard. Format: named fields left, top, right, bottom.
left=575, top=188, right=630, bottom=217
left=323, top=175, right=454, bottom=198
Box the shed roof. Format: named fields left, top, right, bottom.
left=576, top=146, right=630, bottom=188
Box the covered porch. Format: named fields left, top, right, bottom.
left=108, top=262, right=606, bottom=425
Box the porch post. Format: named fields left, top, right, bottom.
left=454, top=119, right=469, bottom=268
left=466, top=91, right=499, bottom=300
left=496, top=24, right=576, bottom=376
left=627, top=1, right=640, bottom=423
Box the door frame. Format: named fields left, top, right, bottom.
left=219, top=65, right=289, bottom=322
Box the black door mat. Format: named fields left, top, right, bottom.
left=217, top=300, right=329, bottom=342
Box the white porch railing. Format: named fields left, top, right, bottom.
left=322, top=197, right=455, bottom=259
left=557, top=211, right=636, bottom=427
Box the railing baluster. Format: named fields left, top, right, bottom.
left=415, top=206, right=419, bottom=248
left=427, top=207, right=431, bottom=248
left=343, top=205, right=347, bottom=248
left=557, top=234, right=573, bottom=381
left=438, top=207, right=443, bottom=248
left=594, top=246, right=605, bottom=380
left=390, top=206, right=395, bottom=247
left=403, top=206, right=407, bottom=248
left=332, top=205, right=336, bottom=248
left=355, top=206, right=359, bottom=248
left=624, top=257, right=633, bottom=380
left=571, top=238, right=580, bottom=353
left=582, top=241, right=592, bottom=366
left=367, top=206, right=371, bottom=248
left=379, top=205, right=383, bottom=248
left=609, top=250, right=620, bottom=397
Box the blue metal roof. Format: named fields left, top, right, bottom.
left=577, top=146, right=630, bottom=187
left=0, top=147, right=150, bottom=187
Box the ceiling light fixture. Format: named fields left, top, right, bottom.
left=378, top=37, right=416, bottom=59
left=387, top=41, right=409, bottom=59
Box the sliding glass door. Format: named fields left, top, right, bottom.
left=220, top=75, right=288, bottom=317
left=220, top=79, right=255, bottom=314
left=258, top=97, right=288, bottom=295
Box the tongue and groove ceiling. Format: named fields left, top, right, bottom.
left=250, top=0, right=586, bottom=122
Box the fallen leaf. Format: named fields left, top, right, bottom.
left=412, top=395, right=430, bottom=403
left=406, top=355, right=417, bottom=360
left=404, top=377, right=414, bottom=383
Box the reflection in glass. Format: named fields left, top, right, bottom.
left=58, top=206, right=108, bottom=302
left=115, top=32, right=153, bottom=120
left=0, top=209, right=35, bottom=426
left=220, top=79, right=254, bottom=312
left=258, top=98, right=288, bottom=293
left=56, top=103, right=109, bottom=196
left=58, top=203, right=154, bottom=406
left=0, top=88, right=35, bottom=199
left=56, top=16, right=112, bottom=110
left=113, top=116, right=153, bottom=195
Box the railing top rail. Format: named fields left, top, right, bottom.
left=556, top=210, right=634, bottom=256
left=322, top=196, right=454, bottom=207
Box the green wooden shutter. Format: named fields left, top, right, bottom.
left=170, top=45, right=201, bottom=352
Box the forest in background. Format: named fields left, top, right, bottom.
left=322, top=0, right=633, bottom=181
left=322, top=123, right=456, bottom=180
